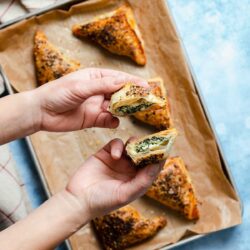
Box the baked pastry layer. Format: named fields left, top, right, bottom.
left=34, top=31, right=80, bottom=85
left=133, top=77, right=173, bottom=130
left=93, top=205, right=166, bottom=250
left=146, top=156, right=199, bottom=220
left=72, top=4, right=146, bottom=65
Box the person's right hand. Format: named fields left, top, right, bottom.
left=66, top=138, right=163, bottom=219
left=0, top=138, right=163, bottom=250
left=34, top=68, right=148, bottom=132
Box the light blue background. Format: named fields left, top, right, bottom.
left=9, top=0, right=250, bottom=249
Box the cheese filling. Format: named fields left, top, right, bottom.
left=135, top=136, right=170, bottom=153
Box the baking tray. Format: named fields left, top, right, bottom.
left=0, top=0, right=243, bottom=249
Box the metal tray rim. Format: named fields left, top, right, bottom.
left=0, top=0, right=85, bottom=30
left=0, top=0, right=243, bottom=249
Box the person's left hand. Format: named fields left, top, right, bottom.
left=35, top=68, right=148, bottom=132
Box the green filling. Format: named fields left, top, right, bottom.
left=135, top=136, right=168, bottom=153
left=116, top=103, right=152, bottom=115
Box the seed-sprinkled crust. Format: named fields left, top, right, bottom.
left=109, top=83, right=165, bottom=117
left=125, top=84, right=150, bottom=97
left=133, top=77, right=173, bottom=130
left=72, top=4, right=146, bottom=65
left=146, top=157, right=199, bottom=220
left=34, top=31, right=80, bottom=85
left=93, top=205, right=167, bottom=250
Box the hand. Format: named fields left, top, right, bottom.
left=0, top=139, right=162, bottom=250
left=35, top=68, right=148, bottom=132
left=66, top=138, right=162, bottom=218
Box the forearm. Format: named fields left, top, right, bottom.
left=0, top=189, right=90, bottom=250
left=0, top=91, right=41, bottom=144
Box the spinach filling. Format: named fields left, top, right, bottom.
left=116, top=102, right=152, bottom=115
left=135, top=136, right=168, bottom=153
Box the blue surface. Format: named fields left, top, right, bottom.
left=8, top=0, right=250, bottom=249
left=167, top=0, right=250, bottom=249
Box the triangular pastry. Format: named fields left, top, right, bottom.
left=72, top=4, right=146, bottom=65
left=146, top=157, right=199, bottom=220
left=133, top=77, right=173, bottom=130
left=108, top=83, right=165, bottom=116
left=126, top=128, right=177, bottom=168
left=34, top=31, right=80, bottom=85
left=93, top=205, right=166, bottom=250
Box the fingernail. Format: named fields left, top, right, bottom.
left=159, top=160, right=165, bottom=169
left=113, top=149, right=121, bottom=159
left=111, top=117, right=119, bottom=128
left=131, top=80, right=148, bottom=88
left=102, top=101, right=110, bottom=111
left=147, top=164, right=160, bottom=178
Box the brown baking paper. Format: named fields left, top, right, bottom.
left=0, top=0, right=242, bottom=249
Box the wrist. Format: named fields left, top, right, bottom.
left=57, top=188, right=92, bottom=232
left=0, top=189, right=91, bottom=250
left=0, top=90, right=42, bottom=144
left=24, top=89, right=42, bottom=133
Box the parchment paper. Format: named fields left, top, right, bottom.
left=0, top=0, right=242, bottom=249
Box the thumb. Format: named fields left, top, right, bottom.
left=79, top=75, right=148, bottom=100
left=44, top=69, right=148, bottom=104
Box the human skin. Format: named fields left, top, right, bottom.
left=0, top=68, right=162, bottom=250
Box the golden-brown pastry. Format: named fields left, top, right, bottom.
left=126, top=128, right=177, bottom=168
left=133, top=77, right=172, bottom=130
left=72, top=4, right=146, bottom=65
left=34, top=31, right=80, bottom=85
left=146, top=157, right=199, bottom=220
left=93, top=205, right=166, bottom=250
left=108, top=83, right=165, bottom=116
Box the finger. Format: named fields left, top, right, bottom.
left=110, top=138, right=124, bottom=160
left=133, top=163, right=161, bottom=191
left=159, top=160, right=165, bottom=169
left=95, top=112, right=119, bottom=129
left=101, top=100, right=110, bottom=111
left=86, top=68, right=149, bottom=88
left=49, top=69, right=149, bottom=106
left=81, top=76, right=148, bottom=99
left=81, top=95, right=105, bottom=128
left=95, top=139, right=136, bottom=175
left=95, top=139, right=124, bottom=166
left=119, top=163, right=162, bottom=201
left=106, top=139, right=124, bottom=160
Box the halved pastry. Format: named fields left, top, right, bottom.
left=93, top=205, right=166, bottom=250
left=72, top=4, right=146, bottom=65
left=34, top=31, right=80, bottom=85
left=133, top=77, right=173, bottom=130
left=126, top=128, right=177, bottom=168
left=108, top=83, right=165, bottom=116
left=146, top=157, right=199, bottom=220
